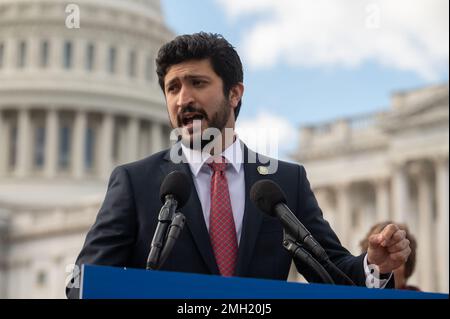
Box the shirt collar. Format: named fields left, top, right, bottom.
left=181, top=137, right=243, bottom=177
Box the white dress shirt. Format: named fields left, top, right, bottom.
left=181, top=138, right=245, bottom=245
left=181, top=138, right=390, bottom=288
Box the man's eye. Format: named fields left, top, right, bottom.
left=167, top=85, right=177, bottom=93
left=193, top=80, right=205, bottom=86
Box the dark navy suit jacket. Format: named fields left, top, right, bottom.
left=66, top=144, right=374, bottom=299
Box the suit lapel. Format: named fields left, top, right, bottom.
left=161, top=147, right=219, bottom=275
left=235, top=145, right=265, bottom=277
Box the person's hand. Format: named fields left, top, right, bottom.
left=367, top=224, right=411, bottom=274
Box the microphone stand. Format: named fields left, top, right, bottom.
left=157, top=212, right=186, bottom=269
left=282, top=217, right=356, bottom=286
left=283, top=232, right=335, bottom=285
left=146, top=195, right=177, bottom=270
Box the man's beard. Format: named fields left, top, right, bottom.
left=170, top=98, right=231, bottom=150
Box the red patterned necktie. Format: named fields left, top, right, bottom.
left=208, top=157, right=238, bottom=277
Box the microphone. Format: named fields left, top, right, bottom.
left=146, top=171, right=191, bottom=270
left=250, top=179, right=355, bottom=286
left=159, top=171, right=191, bottom=207
left=250, top=179, right=329, bottom=262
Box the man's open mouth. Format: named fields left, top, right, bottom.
left=181, top=113, right=205, bottom=126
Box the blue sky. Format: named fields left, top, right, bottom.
left=160, top=0, right=449, bottom=158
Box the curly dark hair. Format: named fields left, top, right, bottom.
left=360, top=221, right=417, bottom=279
left=156, top=32, right=244, bottom=119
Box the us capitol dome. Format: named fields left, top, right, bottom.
left=0, top=0, right=174, bottom=298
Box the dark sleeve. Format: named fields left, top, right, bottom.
left=292, top=165, right=367, bottom=286
left=66, top=166, right=138, bottom=299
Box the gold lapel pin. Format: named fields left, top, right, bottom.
left=257, top=166, right=269, bottom=175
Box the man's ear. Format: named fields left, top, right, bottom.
left=228, top=83, right=244, bottom=110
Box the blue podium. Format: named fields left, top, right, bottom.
left=80, top=264, right=447, bottom=299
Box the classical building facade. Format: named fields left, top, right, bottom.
left=0, top=0, right=173, bottom=298
left=292, top=84, right=449, bottom=293
left=0, top=0, right=447, bottom=299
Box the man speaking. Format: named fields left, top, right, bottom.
left=66, top=32, right=410, bottom=299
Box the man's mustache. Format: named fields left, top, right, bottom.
left=177, top=105, right=209, bottom=126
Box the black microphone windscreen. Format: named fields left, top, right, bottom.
left=159, top=171, right=191, bottom=208
left=250, top=179, right=287, bottom=216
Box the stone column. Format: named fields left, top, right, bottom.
left=50, top=36, right=62, bottom=70
left=116, top=122, right=128, bottom=165
left=117, top=46, right=127, bottom=78
left=315, top=188, right=337, bottom=230
left=0, top=210, right=9, bottom=299
left=44, top=108, right=59, bottom=178
left=151, top=121, right=164, bottom=154
left=73, top=39, right=85, bottom=72
left=98, top=113, right=114, bottom=179
left=137, top=50, right=146, bottom=81
left=49, top=257, right=65, bottom=298
left=146, top=52, right=156, bottom=82
left=299, top=127, right=313, bottom=149
left=15, top=108, right=31, bottom=177
left=391, top=162, right=409, bottom=223
left=374, top=178, right=390, bottom=222
left=336, top=183, right=352, bottom=247
left=28, top=37, right=40, bottom=69
left=334, top=119, right=350, bottom=142
left=128, top=50, right=137, bottom=78
left=72, top=111, right=87, bottom=179
left=0, top=111, right=7, bottom=175
left=95, top=41, right=107, bottom=74
left=409, top=162, right=434, bottom=292
left=4, top=38, right=16, bottom=70
left=138, top=124, right=150, bottom=159
left=126, top=117, right=139, bottom=162
left=434, top=156, right=449, bottom=293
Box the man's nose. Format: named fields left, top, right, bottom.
left=177, top=86, right=195, bottom=108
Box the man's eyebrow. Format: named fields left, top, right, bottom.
left=165, top=78, right=178, bottom=88
left=165, top=74, right=211, bottom=87
left=185, top=74, right=211, bottom=80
